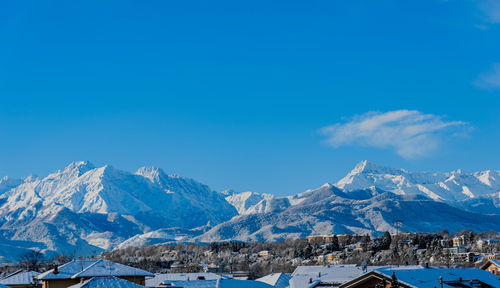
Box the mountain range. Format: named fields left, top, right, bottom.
left=0, top=160, right=498, bottom=261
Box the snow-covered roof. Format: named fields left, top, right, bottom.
left=0, top=270, right=40, bottom=285
left=156, top=279, right=274, bottom=288
left=68, top=276, right=146, bottom=288
left=256, top=273, right=291, bottom=288
left=146, top=273, right=220, bottom=287
left=290, top=265, right=386, bottom=287
left=37, top=260, right=100, bottom=280
left=489, top=259, right=500, bottom=267
left=217, top=279, right=274, bottom=288
left=37, top=259, right=153, bottom=280
left=164, top=280, right=218, bottom=288
left=71, top=259, right=154, bottom=278
left=375, top=267, right=500, bottom=288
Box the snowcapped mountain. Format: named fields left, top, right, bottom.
left=336, top=160, right=499, bottom=202
left=0, top=160, right=498, bottom=260
left=197, top=184, right=500, bottom=242
left=0, top=161, right=237, bottom=260
left=0, top=176, right=22, bottom=195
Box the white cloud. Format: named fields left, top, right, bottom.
left=319, top=110, right=469, bottom=159
left=475, top=63, right=500, bottom=90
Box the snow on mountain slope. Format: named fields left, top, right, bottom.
left=196, top=184, right=500, bottom=242
left=136, top=167, right=237, bottom=224
left=223, top=190, right=275, bottom=215
left=0, top=162, right=237, bottom=259
left=1, top=160, right=499, bottom=259
left=0, top=176, right=22, bottom=195
left=336, top=160, right=500, bottom=202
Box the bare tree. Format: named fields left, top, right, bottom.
left=19, top=249, right=44, bottom=271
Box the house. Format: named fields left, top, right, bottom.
left=289, top=265, right=390, bottom=288
left=36, top=259, right=154, bottom=288
left=477, top=238, right=500, bottom=249
left=307, top=235, right=335, bottom=244
left=146, top=273, right=220, bottom=287
left=439, top=239, right=453, bottom=248
left=258, top=250, right=270, bottom=259
left=442, top=246, right=468, bottom=254
left=0, top=270, right=40, bottom=288
left=256, top=273, right=291, bottom=288
left=229, top=271, right=252, bottom=280
left=340, top=266, right=500, bottom=288
left=204, top=251, right=215, bottom=257
left=205, top=263, right=221, bottom=273
left=161, top=279, right=274, bottom=288
left=484, top=254, right=500, bottom=260
left=68, top=276, right=146, bottom=288
left=453, top=235, right=466, bottom=247
left=451, top=252, right=475, bottom=263
left=480, top=259, right=500, bottom=276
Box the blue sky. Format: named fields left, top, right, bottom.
left=0, top=0, right=499, bottom=196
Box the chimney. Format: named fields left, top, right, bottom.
left=53, top=265, right=59, bottom=275
left=425, top=262, right=429, bottom=269
left=318, top=272, right=321, bottom=278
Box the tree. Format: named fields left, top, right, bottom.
left=330, top=235, right=340, bottom=251
left=19, top=249, right=44, bottom=271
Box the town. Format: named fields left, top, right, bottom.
left=1, top=231, right=499, bottom=288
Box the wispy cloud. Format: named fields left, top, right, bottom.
left=478, top=0, right=500, bottom=24
left=319, top=110, right=469, bottom=159
left=475, top=63, right=500, bottom=90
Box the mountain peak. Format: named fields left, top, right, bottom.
left=0, top=176, right=23, bottom=194
left=64, top=161, right=96, bottom=174
left=135, top=166, right=167, bottom=183
left=350, top=160, right=404, bottom=175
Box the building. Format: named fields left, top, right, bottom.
left=477, top=238, right=500, bottom=249
left=162, top=279, right=275, bottom=288
left=340, top=267, right=500, bottom=288
left=0, top=270, right=40, bottom=288
left=306, top=235, right=335, bottom=244
left=146, top=273, right=221, bottom=287
left=439, top=239, right=453, bottom=248
left=68, top=276, right=146, bottom=288
left=289, top=265, right=389, bottom=288
left=204, top=263, right=221, bottom=273
left=453, top=235, right=466, bottom=247
left=442, top=246, right=468, bottom=254
left=258, top=250, right=270, bottom=259
left=451, top=252, right=475, bottom=263
left=480, top=259, right=500, bottom=276
left=486, top=254, right=500, bottom=260
left=36, top=259, right=153, bottom=288
left=229, top=271, right=252, bottom=280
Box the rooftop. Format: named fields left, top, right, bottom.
left=37, top=259, right=153, bottom=280
left=374, top=267, right=500, bottom=288
left=157, top=279, right=274, bottom=288
left=146, top=273, right=221, bottom=287
left=68, top=276, right=146, bottom=288
left=256, top=273, right=291, bottom=288
left=0, top=270, right=40, bottom=286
